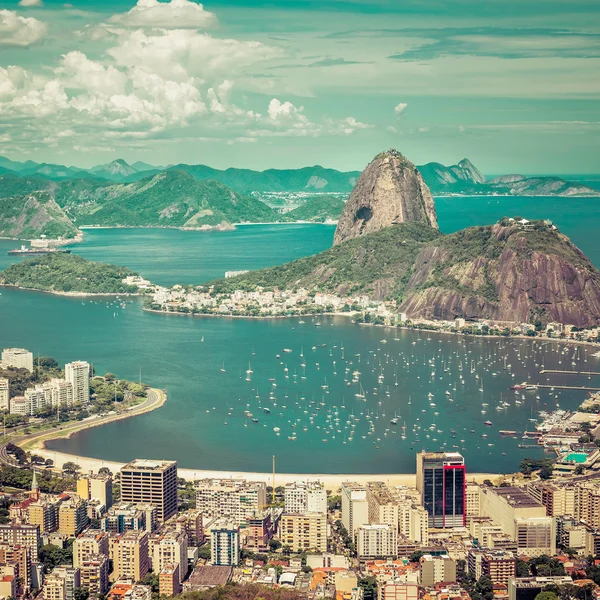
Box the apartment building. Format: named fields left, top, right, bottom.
left=44, top=379, right=74, bottom=409
left=356, top=524, right=398, bottom=560
left=79, top=555, right=109, bottom=597
left=210, top=521, right=240, bottom=567
left=419, top=555, right=457, bottom=587
left=366, top=482, right=399, bottom=527
left=468, top=550, right=517, bottom=585
left=2, top=348, right=33, bottom=372
left=120, top=459, right=178, bottom=522
left=64, top=361, right=90, bottom=405
left=466, top=483, right=481, bottom=518
left=195, top=478, right=266, bottom=523
left=170, top=510, right=204, bottom=547
left=29, top=500, right=60, bottom=533
left=73, top=530, right=109, bottom=568
left=150, top=529, right=188, bottom=584
left=284, top=481, right=327, bottom=514
left=0, top=378, right=9, bottom=412
left=159, top=564, right=181, bottom=597
left=101, top=503, right=158, bottom=534
left=341, top=483, right=369, bottom=538
left=58, top=497, right=89, bottom=536
left=43, top=566, right=80, bottom=600
left=111, top=530, right=149, bottom=582
left=279, top=512, right=327, bottom=553
left=0, top=523, right=40, bottom=561
left=398, top=501, right=429, bottom=544
left=77, top=474, right=113, bottom=510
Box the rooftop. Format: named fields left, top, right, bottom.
left=490, top=487, right=543, bottom=508
left=122, top=459, right=177, bottom=472
left=186, top=565, right=233, bottom=588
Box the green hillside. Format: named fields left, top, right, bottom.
left=0, top=253, right=139, bottom=294
left=284, top=196, right=346, bottom=222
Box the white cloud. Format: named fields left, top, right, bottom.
left=18, top=0, right=44, bottom=6
left=394, top=102, right=408, bottom=115
left=108, top=0, right=217, bottom=30
left=0, top=9, right=47, bottom=46
left=107, top=29, right=282, bottom=81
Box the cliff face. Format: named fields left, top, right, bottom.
left=333, top=150, right=438, bottom=245
left=400, top=223, right=600, bottom=327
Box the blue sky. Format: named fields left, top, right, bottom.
left=0, top=0, right=598, bottom=173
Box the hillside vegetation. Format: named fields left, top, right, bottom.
left=0, top=254, right=139, bottom=294
left=283, top=196, right=346, bottom=222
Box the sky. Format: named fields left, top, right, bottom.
left=0, top=0, right=599, bottom=173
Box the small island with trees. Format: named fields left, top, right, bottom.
left=0, top=253, right=141, bottom=295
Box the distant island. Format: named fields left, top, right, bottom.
left=0, top=153, right=598, bottom=241
left=0, top=253, right=143, bottom=295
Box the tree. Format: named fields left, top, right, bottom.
left=39, top=544, right=73, bottom=573
left=358, top=576, right=378, bottom=600
left=73, top=588, right=89, bottom=600
left=534, top=593, right=558, bottom=600
left=409, top=551, right=424, bottom=563
left=62, top=461, right=81, bottom=475
left=269, top=539, right=282, bottom=553
left=473, top=576, right=494, bottom=600
left=539, top=465, right=553, bottom=480
left=98, top=467, right=112, bottom=476
left=139, top=573, right=159, bottom=593
left=516, top=559, right=530, bottom=577
left=197, top=544, right=211, bottom=560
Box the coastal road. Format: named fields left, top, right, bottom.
left=0, top=388, right=166, bottom=470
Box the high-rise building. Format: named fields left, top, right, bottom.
left=170, top=510, right=204, bottom=547
left=101, top=503, right=158, bottom=534
left=416, top=452, right=466, bottom=528
left=77, top=475, right=113, bottom=509
left=43, top=379, right=74, bottom=410
left=43, top=566, right=80, bottom=600
left=120, top=460, right=178, bottom=522
left=79, top=555, right=109, bottom=597
left=150, top=529, right=188, bottom=584
left=341, top=483, right=369, bottom=538
left=366, top=482, right=399, bottom=527
left=111, top=530, right=149, bottom=582
left=1, top=348, right=33, bottom=373
left=356, top=524, right=398, bottom=560
left=159, top=564, right=181, bottom=598
left=0, top=523, right=40, bottom=561
left=25, top=386, right=48, bottom=415
left=468, top=550, right=517, bottom=585
left=73, top=530, right=109, bottom=568
left=0, top=378, right=9, bottom=412
left=284, top=481, right=327, bottom=514
left=28, top=500, right=60, bottom=533
left=507, top=576, right=573, bottom=600
left=64, top=361, right=90, bottom=405
left=9, top=396, right=26, bottom=416
left=419, top=555, right=457, bottom=587
left=194, top=479, right=266, bottom=523
left=279, top=513, right=327, bottom=553
left=210, top=521, right=240, bottom=566
left=58, top=497, right=89, bottom=536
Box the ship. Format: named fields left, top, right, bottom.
left=8, top=245, right=71, bottom=256
left=510, top=382, right=528, bottom=390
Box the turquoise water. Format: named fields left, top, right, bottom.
left=564, top=453, right=587, bottom=463
left=1, top=196, right=600, bottom=474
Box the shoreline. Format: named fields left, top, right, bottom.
left=0, top=283, right=141, bottom=298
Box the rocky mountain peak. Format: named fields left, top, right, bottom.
left=457, top=158, right=486, bottom=183
left=333, top=149, right=438, bottom=245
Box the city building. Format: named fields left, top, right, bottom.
left=279, top=512, right=327, bottom=553
left=381, top=582, right=419, bottom=600
left=468, top=550, right=517, bottom=585
left=170, top=510, right=204, bottom=547
left=108, top=582, right=153, bottom=600
left=25, top=386, right=48, bottom=415
left=367, top=482, right=399, bottom=527
left=64, top=361, right=90, bottom=405
left=29, top=500, right=60, bottom=533
left=73, top=530, right=109, bottom=568
left=120, top=459, right=178, bottom=522
left=416, top=452, right=466, bottom=528
left=341, top=483, right=369, bottom=538
left=479, top=487, right=556, bottom=556
left=58, top=497, right=89, bottom=536
left=356, top=524, right=398, bottom=560
left=77, top=474, right=113, bottom=509
left=194, top=478, right=266, bottom=523
left=0, top=523, right=40, bottom=561
left=159, top=564, right=181, bottom=597
left=466, top=483, right=481, bottom=518
left=2, top=348, right=33, bottom=372
left=43, top=566, right=80, bottom=600
left=0, top=378, right=9, bottom=412
left=419, top=555, right=457, bottom=587
left=150, top=529, right=188, bottom=584
left=101, top=503, right=158, bottom=534
left=79, top=555, right=109, bottom=597
left=43, top=379, right=74, bottom=410
left=210, top=521, right=240, bottom=567
left=507, top=576, right=573, bottom=600
left=111, top=530, right=149, bottom=582
left=284, top=481, right=327, bottom=514
left=244, top=510, right=276, bottom=553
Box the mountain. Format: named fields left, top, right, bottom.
left=283, top=196, right=346, bottom=222
left=131, top=161, right=165, bottom=172
left=0, top=156, right=39, bottom=172
left=334, top=150, right=438, bottom=245
left=487, top=175, right=600, bottom=196
left=216, top=149, right=600, bottom=327
left=0, top=190, right=80, bottom=240
left=89, top=159, right=139, bottom=181
left=62, top=170, right=278, bottom=229
left=419, top=158, right=486, bottom=189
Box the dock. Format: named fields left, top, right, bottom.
left=532, top=383, right=600, bottom=391
left=540, top=369, right=600, bottom=376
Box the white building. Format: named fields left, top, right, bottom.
left=342, top=482, right=369, bottom=538
left=284, top=481, right=327, bottom=515
left=65, top=361, right=90, bottom=405
left=2, top=348, right=34, bottom=372
left=210, top=520, right=240, bottom=566
left=0, top=378, right=9, bottom=412
left=151, top=530, right=188, bottom=584
left=43, top=379, right=74, bottom=409
left=25, top=386, right=48, bottom=415
left=9, top=396, right=27, bottom=415
left=195, top=479, right=266, bottom=523
left=356, top=524, right=398, bottom=560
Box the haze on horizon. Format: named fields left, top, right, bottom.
left=0, top=0, right=598, bottom=174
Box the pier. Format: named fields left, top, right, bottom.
left=530, top=383, right=600, bottom=391
left=540, top=369, right=600, bottom=375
